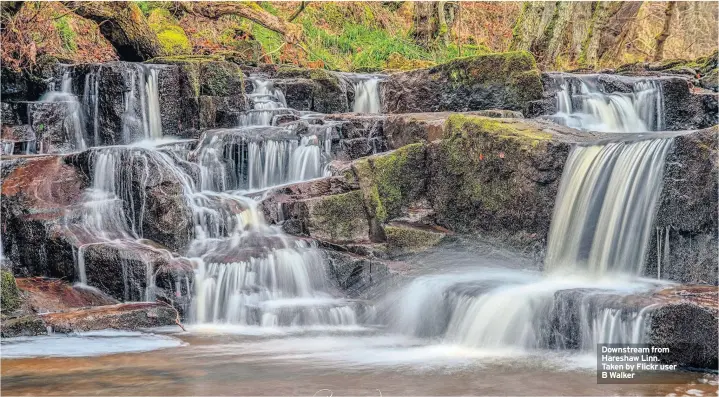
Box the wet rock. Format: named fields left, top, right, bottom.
left=275, top=78, right=314, bottom=111
left=660, top=78, right=718, bottom=130
left=27, top=101, right=82, bottom=153
left=647, top=127, right=718, bottom=284
left=1, top=155, right=88, bottom=279
left=381, top=51, right=543, bottom=114
left=68, top=148, right=194, bottom=252
left=325, top=250, right=399, bottom=298
left=274, top=67, right=349, bottom=113
left=79, top=241, right=193, bottom=303
left=147, top=57, right=248, bottom=137
left=648, top=302, right=718, bottom=370
left=16, top=277, right=118, bottom=313
left=198, top=95, right=248, bottom=129
left=41, top=302, right=178, bottom=333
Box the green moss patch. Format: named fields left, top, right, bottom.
left=385, top=224, right=445, bottom=252
left=307, top=190, right=369, bottom=243
left=351, top=143, right=427, bottom=224
left=1, top=270, right=21, bottom=314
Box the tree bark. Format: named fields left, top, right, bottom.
left=63, top=1, right=163, bottom=61
left=654, top=1, right=677, bottom=61
left=411, top=1, right=457, bottom=48
left=176, top=2, right=302, bottom=44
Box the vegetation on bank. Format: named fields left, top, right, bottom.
left=0, top=1, right=716, bottom=73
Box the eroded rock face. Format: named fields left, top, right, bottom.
left=381, top=52, right=543, bottom=114
left=646, top=127, right=718, bottom=284
left=1, top=155, right=88, bottom=279
left=660, top=78, right=718, bottom=130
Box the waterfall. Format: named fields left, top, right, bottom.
left=242, top=78, right=290, bottom=126
left=548, top=74, right=665, bottom=132
left=144, top=68, right=163, bottom=139
left=353, top=77, right=381, bottom=113
left=83, top=70, right=100, bottom=147
left=40, top=70, right=88, bottom=151
left=195, top=129, right=330, bottom=192
left=544, top=138, right=674, bottom=276
left=375, top=135, right=674, bottom=353
left=120, top=65, right=163, bottom=143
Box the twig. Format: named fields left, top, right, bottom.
left=288, top=1, right=307, bottom=23
left=156, top=299, right=186, bottom=332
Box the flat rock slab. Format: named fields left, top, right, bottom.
left=16, top=277, right=118, bottom=313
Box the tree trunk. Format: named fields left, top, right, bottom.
left=654, top=1, right=677, bottom=62
left=411, top=1, right=457, bottom=49
left=176, top=2, right=302, bottom=44
left=63, top=1, right=163, bottom=61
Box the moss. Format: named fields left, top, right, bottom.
left=54, top=16, right=77, bottom=52
left=436, top=51, right=543, bottom=104
left=1, top=270, right=21, bottom=314
left=0, top=315, right=46, bottom=337
left=444, top=115, right=552, bottom=144
left=353, top=143, right=426, bottom=224
left=309, top=190, right=368, bottom=242
left=385, top=225, right=444, bottom=252
left=148, top=8, right=191, bottom=56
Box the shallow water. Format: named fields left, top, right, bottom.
left=2, top=329, right=717, bottom=396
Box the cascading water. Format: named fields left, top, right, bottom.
left=376, top=136, right=675, bottom=353
left=40, top=70, right=88, bottom=151
left=548, top=74, right=665, bottom=133
left=545, top=138, right=674, bottom=275
left=352, top=77, right=382, bottom=113
left=121, top=65, right=164, bottom=142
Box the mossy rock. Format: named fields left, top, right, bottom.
left=1, top=270, right=21, bottom=315
left=0, top=315, right=47, bottom=337
left=352, top=143, right=427, bottom=224
left=147, top=57, right=245, bottom=97
left=443, top=114, right=552, bottom=146
left=428, top=114, right=568, bottom=243
left=305, top=190, right=370, bottom=243
left=385, top=224, right=445, bottom=253
left=383, top=51, right=543, bottom=113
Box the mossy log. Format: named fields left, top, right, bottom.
left=62, top=1, right=164, bottom=61
left=176, top=1, right=303, bottom=44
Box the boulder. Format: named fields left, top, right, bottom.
left=381, top=51, right=543, bottom=114
left=147, top=57, right=249, bottom=137
left=300, top=190, right=371, bottom=243
left=274, top=67, right=350, bottom=113
left=427, top=115, right=585, bottom=248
